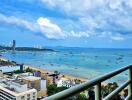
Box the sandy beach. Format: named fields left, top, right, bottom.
left=0, top=56, right=126, bottom=96
left=1, top=57, right=107, bottom=84
left=24, top=65, right=88, bottom=82
left=0, top=56, right=88, bottom=82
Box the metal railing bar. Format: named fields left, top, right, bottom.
left=103, top=80, right=131, bottom=100
left=125, top=95, right=131, bottom=100
left=128, top=68, right=132, bottom=98
left=95, top=83, right=101, bottom=100
left=92, top=65, right=131, bottom=83
left=44, top=65, right=132, bottom=100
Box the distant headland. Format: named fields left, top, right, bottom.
left=0, top=40, right=54, bottom=52
left=0, top=46, right=54, bottom=51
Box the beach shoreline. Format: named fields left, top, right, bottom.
left=24, top=65, right=88, bottom=82
left=0, top=56, right=110, bottom=85
left=0, top=53, right=126, bottom=97
left=0, top=56, right=88, bottom=81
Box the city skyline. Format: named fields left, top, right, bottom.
left=0, top=0, right=132, bottom=48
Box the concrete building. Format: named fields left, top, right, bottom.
left=0, top=66, right=20, bottom=73
left=0, top=76, right=37, bottom=100
left=0, top=70, right=3, bottom=77
left=39, top=72, right=54, bottom=86
left=57, top=78, right=73, bottom=88
left=57, top=78, right=81, bottom=88
left=46, top=76, right=54, bottom=86
left=15, top=73, right=47, bottom=98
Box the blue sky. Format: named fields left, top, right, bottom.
left=0, top=0, right=132, bottom=48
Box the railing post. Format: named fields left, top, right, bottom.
left=95, top=83, right=101, bottom=100
left=128, top=67, right=132, bottom=98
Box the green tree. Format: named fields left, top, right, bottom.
left=54, top=70, right=60, bottom=75
left=25, top=67, right=34, bottom=73
left=77, top=93, right=87, bottom=100
left=101, top=82, right=118, bottom=98
left=47, top=84, right=67, bottom=96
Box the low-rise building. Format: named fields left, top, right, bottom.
left=15, top=72, right=47, bottom=98
left=0, top=76, right=37, bottom=100
left=57, top=78, right=78, bottom=88
left=0, top=66, right=20, bottom=73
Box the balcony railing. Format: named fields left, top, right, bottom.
left=44, top=65, right=132, bottom=100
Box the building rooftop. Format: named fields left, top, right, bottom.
left=0, top=75, right=34, bottom=93
left=23, top=76, right=41, bottom=81
left=12, top=80, right=26, bottom=85
left=0, top=66, right=20, bottom=73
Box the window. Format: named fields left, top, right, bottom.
left=27, top=98, right=30, bottom=100
left=33, top=92, right=36, bottom=95
left=27, top=94, right=30, bottom=97
left=27, top=94, right=30, bottom=100
left=21, top=96, right=25, bottom=100
left=33, top=96, right=36, bottom=98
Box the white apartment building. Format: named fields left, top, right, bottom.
left=14, top=72, right=47, bottom=98
left=57, top=78, right=76, bottom=88
left=0, top=77, right=37, bottom=100
left=0, top=66, right=20, bottom=73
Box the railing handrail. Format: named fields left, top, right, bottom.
left=44, top=65, right=132, bottom=100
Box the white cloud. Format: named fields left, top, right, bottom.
left=0, top=13, right=127, bottom=41
left=0, top=13, right=92, bottom=39
left=125, top=0, right=132, bottom=8
left=41, top=0, right=129, bottom=17
left=109, top=0, right=122, bottom=10
left=0, top=13, right=66, bottom=39
left=99, top=32, right=125, bottom=41
left=69, top=30, right=90, bottom=38
left=110, top=36, right=125, bottom=41
left=0, top=14, right=38, bottom=32
left=37, top=17, right=66, bottom=39
left=41, top=0, right=104, bottom=16
left=41, top=0, right=132, bottom=39
left=2, top=0, right=130, bottom=41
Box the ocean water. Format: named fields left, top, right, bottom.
left=1, top=47, right=132, bottom=83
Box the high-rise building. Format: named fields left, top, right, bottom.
left=12, top=40, right=16, bottom=53
left=20, top=64, right=24, bottom=72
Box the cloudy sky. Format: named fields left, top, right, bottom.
left=0, top=0, right=132, bottom=48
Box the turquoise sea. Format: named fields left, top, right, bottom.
left=2, top=47, right=132, bottom=83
